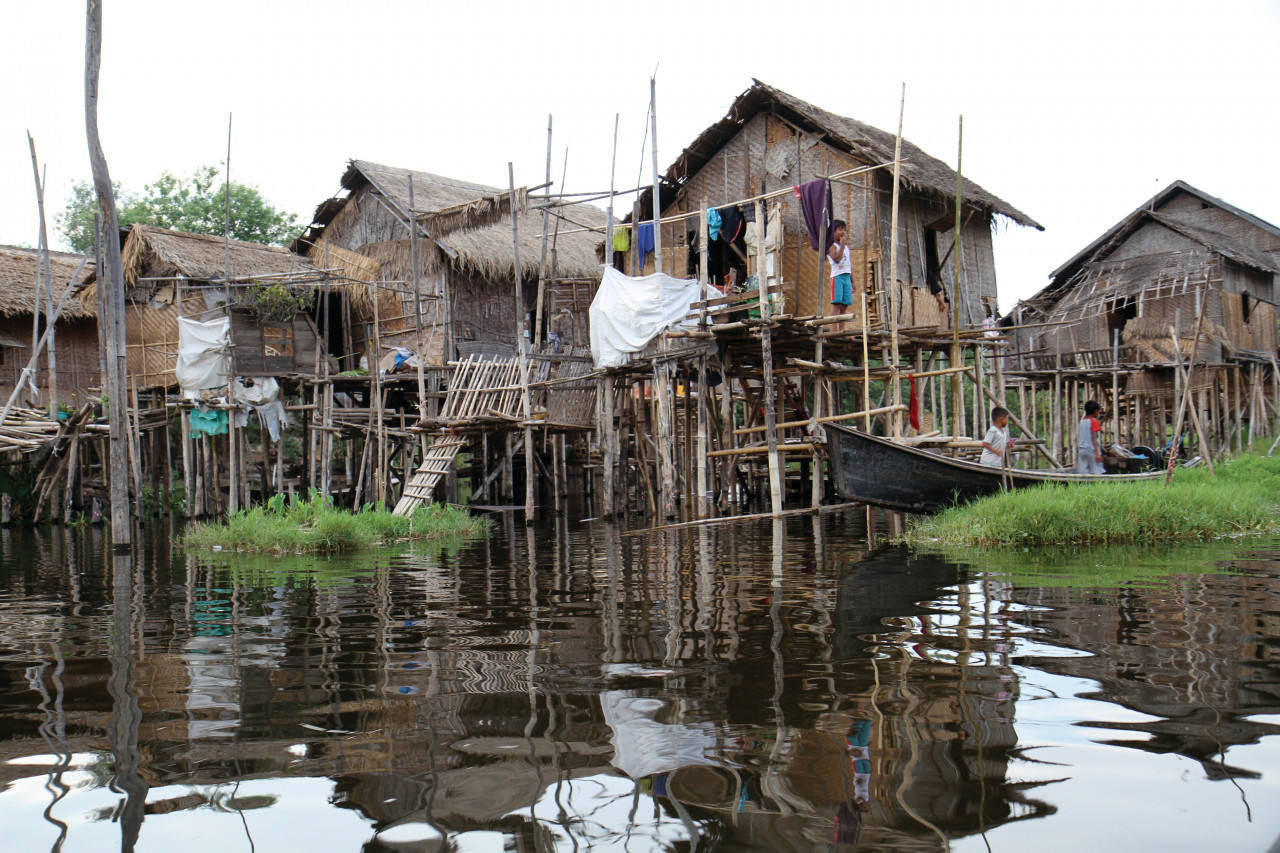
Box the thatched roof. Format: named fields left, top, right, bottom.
left=299, top=160, right=607, bottom=281
left=636, top=79, right=1042, bottom=230
left=85, top=224, right=317, bottom=288
left=0, top=245, right=94, bottom=320
left=1017, top=181, right=1280, bottom=314
left=1050, top=181, right=1280, bottom=283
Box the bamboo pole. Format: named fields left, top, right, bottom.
left=708, top=443, right=818, bottom=458
left=887, top=86, right=905, bottom=441
left=510, top=164, right=537, bottom=521
left=649, top=76, right=664, bottom=274
left=861, top=289, right=871, bottom=430
left=533, top=115, right=553, bottom=350
left=1165, top=312, right=1215, bottom=477
left=812, top=188, right=829, bottom=508
left=735, top=404, right=908, bottom=435
left=407, top=176, right=429, bottom=420
left=27, top=136, right=59, bottom=419
left=950, top=115, right=965, bottom=441
left=696, top=200, right=710, bottom=518
left=755, top=200, right=784, bottom=515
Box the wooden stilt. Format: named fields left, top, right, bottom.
left=602, top=378, right=617, bottom=516
left=696, top=202, right=711, bottom=518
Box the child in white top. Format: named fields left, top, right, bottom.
left=981, top=406, right=1014, bottom=466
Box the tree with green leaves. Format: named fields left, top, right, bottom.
left=57, top=165, right=300, bottom=252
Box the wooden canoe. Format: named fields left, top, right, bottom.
left=824, top=422, right=1161, bottom=514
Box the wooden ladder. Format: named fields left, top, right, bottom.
left=393, top=435, right=467, bottom=517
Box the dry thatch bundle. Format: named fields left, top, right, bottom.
left=414, top=186, right=528, bottom=237
left=0, top=245, right=95, bottom=320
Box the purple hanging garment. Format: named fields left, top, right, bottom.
left=799, top=179, right=833, bottom=250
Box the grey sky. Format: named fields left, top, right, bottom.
left=2, top=0, right=1277, bottom=309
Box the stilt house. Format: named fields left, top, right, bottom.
left=618, top=80, right=1042, bottom=330
left=1006, top=181, right=1280, bottom=452
left=81, top=225, right=327, bottom=389
left=0, top=245, right=97, bottom=405
left=293, top=160, right=607, bottom=365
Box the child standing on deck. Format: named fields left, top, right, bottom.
left=1076, top=400, right=1105, bottom=474
left=827, top=219, right=852, bottom=319
left=981, top=406, right=1014, bottom=466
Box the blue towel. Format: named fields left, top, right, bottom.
left=636, top=222, right=655, bottom=262
left=707, top=208, right=722, bottom=241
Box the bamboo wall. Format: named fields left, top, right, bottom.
left=0, top=316, right=100, bottom=403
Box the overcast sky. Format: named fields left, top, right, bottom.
left=2, top=0, right=1277, bottom=309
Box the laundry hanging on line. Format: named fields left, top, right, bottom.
left=636, top=223, right=655, bottom=262
left=798, top=179, right=834, bottom=250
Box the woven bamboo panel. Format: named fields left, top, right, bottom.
left=126, top=300, right=184, bottom=389
left=543, top=360, right=596, bottom=428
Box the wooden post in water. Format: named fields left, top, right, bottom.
left=85, top=0, right=132, bottom=545
left=654, top=354, right=676, bottom=518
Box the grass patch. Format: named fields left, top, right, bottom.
left=903, top=450, right=1280, bottom=548
left=181, top=491, right=488, bottom=554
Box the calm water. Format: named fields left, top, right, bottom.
left=1, top=512, right=1279, bottom=852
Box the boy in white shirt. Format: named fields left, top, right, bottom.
left=980, top=406, right=1014, bottom=466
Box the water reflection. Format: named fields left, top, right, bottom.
left=0, top=520, right=1278, bottom=851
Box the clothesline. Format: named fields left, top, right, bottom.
left=543, top=159, right=900, bottom=239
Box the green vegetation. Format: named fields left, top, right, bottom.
left=903, top=450, right=1280, bottom=548
left=181, top=491, right=487, bottom=554
left=58, top=165, right=299, bottom=252
left=237, top=279, right=315, bottom=324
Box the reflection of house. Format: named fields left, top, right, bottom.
left=1012, top=563, right=1280, bottom=781
left=0, top=245, right=97, bottom=404
left=619, top=80, right=1042, bottom=330
left=1007, top=182, right=1280, bottom=453
left=294, top=160, right=606, bottom=364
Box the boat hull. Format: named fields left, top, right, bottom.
left=824, top=422, right=1159, bottom=513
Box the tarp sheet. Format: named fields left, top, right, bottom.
left=589, top=266, right=721, bottom=369
left=176, top=316, right=231, bottom=400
